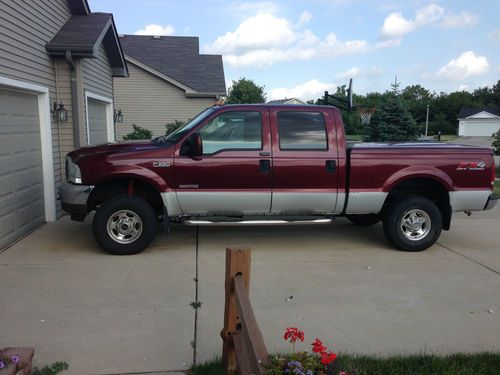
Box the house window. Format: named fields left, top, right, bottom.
left=277, top=111, right=328, bottom=150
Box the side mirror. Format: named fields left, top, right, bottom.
left=180, top=132, right=203, bottom=158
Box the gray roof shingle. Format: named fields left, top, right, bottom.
left=458, top=108, right=500, bottom=118
left=46, top=13, right=128, bottom=77
left=119, top=35, right=226, bottom=94
left=46, top=13, right=112, bottom=54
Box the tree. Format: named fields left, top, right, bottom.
left=226, top=78, right=266, bottom=104
left=367, top=88, right=419, bottom=142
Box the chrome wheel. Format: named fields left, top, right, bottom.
left=400, top=209, right=431, bottom=241
left=106, top=210, right=143, bottom=244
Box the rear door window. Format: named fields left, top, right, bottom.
left=277, top=111, right=328, bottom=150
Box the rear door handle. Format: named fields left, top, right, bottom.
left=259, top=159, right=271, bottom=174
left=325, top=160, right=336, bottom=173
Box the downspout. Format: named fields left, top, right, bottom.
left=54, top=59, right=65, bottom=182
left=66, top=50, right=81, bottom=147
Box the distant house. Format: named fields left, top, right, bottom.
left=267, top=98, right=307, bottom=105
left=458, top=108, right=500, bottom=136
left=0, top=0, right=127, bottom=248
left=114, top=35, right=226, bottom=138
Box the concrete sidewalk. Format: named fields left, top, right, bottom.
left=1, top=209, right=499, bottom=374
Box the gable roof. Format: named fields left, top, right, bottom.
left=267, top=98, right=307, bottom=105
left=46, top=12, right=128, bottom=77
left=67, top=0, right=90, bottom=15
left=119, top=35, right=226, bottom=95
left=458, top=108, right=500, bottom=119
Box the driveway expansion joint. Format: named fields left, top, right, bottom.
left=437, top=242, right=500, bottom=276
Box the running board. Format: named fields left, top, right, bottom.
left=184, top=218, right=334, bottom=226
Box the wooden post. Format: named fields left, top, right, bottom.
left=221, top=248, right=251, bottom=374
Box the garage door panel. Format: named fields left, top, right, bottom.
left=0, top=88, right=45, bottom=248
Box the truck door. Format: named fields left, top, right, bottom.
left=174, top=108, right=272, bottom=215
left=269, top=108, right=338, bottom=214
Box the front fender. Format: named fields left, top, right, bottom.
left=86, top=164, right=170, bottom=192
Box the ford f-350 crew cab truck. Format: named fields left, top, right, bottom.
left=60, top=104, right=498, bottom=255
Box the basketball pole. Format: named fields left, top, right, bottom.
left=425, top=104, right=430, bottom=137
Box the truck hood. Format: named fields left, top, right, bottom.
left=68, top=141, right=170, bottom=162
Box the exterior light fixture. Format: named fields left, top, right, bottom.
left=52, top=102, right=68, bottom=123
left=114, top=108, right=124, bottom=123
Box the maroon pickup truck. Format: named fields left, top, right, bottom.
left=60, top=104, right=497, bottom=255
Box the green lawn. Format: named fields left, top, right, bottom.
left=494, top=181, right=500, bottom=195
left=192, top=353, right=500, bottom=375
left=439, top=134, right=459, bottom=141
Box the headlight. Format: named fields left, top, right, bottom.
left=66, top=156, right=82, bottom=184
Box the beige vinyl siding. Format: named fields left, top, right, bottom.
left=114, top=63, right=216, bottom=139
left=82, top=44, right=113, bottom=143
left=0, top=0, right=73, bottom=216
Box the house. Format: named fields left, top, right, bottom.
left=458, top=108, right=500, bottom=136
left=267, top=98, right=307, bottom=105
left=0, top=0, right=127, bottom=248
left=114, top=35, right=226, bottom=138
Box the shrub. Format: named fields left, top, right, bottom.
left=122, top=124, right=153, bottom=140
left=492, top=129, right=500, bottom=156
left=165, top=120, right=185, bottom=135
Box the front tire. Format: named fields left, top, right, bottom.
left=92, top=195, right=157, bottom=255
left=346, top=214, right=380, bottom=226
left=383, top=195, right=442, bottom=252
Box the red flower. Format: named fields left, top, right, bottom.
left=320, top=351, right=337, bottom=365
left=311, top=338, right=327, bottom=354
left=283, top=327, right=305, bottom=343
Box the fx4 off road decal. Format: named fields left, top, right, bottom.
left=456, top=161, right=486, bottom=171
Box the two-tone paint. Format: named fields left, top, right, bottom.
left=65, top=104, right=496, bottom=220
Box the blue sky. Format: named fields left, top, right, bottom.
left=89, top=0, right=500, bottom=101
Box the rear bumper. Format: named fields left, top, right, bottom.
left=484, top=193, right=499, bottom=210
left=59, top=183, right=94, bottom=220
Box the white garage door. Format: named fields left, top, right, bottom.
left=0, top=88, right=44, bottom=248
left=87, top=98, right=109, bottom=145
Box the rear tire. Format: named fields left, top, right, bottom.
left=346, top=214, right=380, bottom=226
left=92, top=195, right=157, bottom=255
left=383, top=195, right=442, bottom=252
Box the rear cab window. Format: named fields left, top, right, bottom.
left=277, top=111, right=328, bottom=150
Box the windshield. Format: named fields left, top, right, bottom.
left=152, top=107, right=215, bottom=145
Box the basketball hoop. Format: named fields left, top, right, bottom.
left=358, top=107, right=376, bottom=125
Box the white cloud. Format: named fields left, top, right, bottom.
left=336, top=66, right=383, bottom=80
left=204, top=12, right=375, bottom=67
left=297, top=11, right=313, bottom=27
left=134, top=24, right=174, bottom=36
left=380, top=12, right=415, bottom=38
left=380, top=4, right=477, bottom=40
left=489, top=28, right=500, bottom=45
left=437, top=51, right=489, bottom=81
left=457, top=84, right=470, bottom=92
left=441, top=11, right=478, bottom=28
left=380, top=3, right=444, bottom=38
left=269, top=79, right=336, bottom=101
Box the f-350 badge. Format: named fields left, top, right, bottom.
left=153, top=161, right=171, bottom=168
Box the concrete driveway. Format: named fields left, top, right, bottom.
left=1, top=208, right=499, bottom=374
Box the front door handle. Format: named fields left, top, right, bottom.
left=259, top=159, right=271, bottom=174
left=325, top=160, right=336, bottom=173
